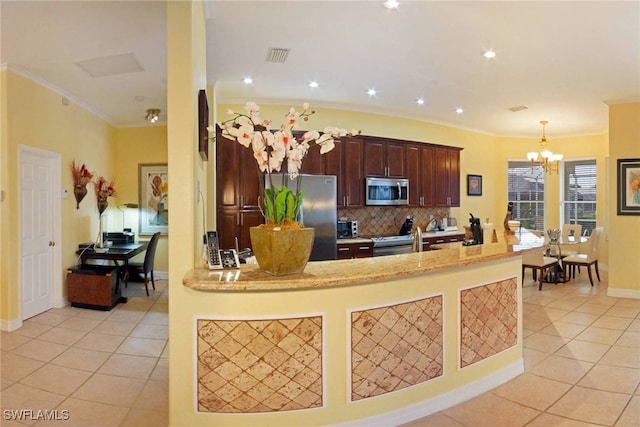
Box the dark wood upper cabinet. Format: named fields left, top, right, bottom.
left=363, top=139, right=406, bottom=178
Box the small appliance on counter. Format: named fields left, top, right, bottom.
left=463, top=213, right=483, bottom=246
left=399, top=216, right=414, bottom=235
left=337, top=220, right=359, bottom=239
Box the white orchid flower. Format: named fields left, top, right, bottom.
left=236, top=115, right=252, bottom=127
left=244, top=102, right=260, bottom=115
left=316, top=134, right=336, bottom=154
left=252, top=132, right=266, bottom=153
left=302, top=130, right=320, bottom=142
left=254, top=149, right=269, bottom=172
left=206, top=125, right=214, bottom=134
left=229, top=125, right=253, bottom=148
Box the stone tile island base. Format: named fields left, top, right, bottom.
left=177, top=244, right=528, bottom=426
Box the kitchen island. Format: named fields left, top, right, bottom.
left=177, top=237, right=542, bottom=426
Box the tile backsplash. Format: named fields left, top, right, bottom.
left=339, top=207, right=452, bottom=236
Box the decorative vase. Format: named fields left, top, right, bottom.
left=97, top=197, right=109, bottom=215
left=73, top=184, right=87, bottom=209
left=249, top=226, right=315, bottom=276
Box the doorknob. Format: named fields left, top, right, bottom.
left=49, top=241, right=55, bottom=246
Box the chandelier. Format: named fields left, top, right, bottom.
left=527, top=120, right=563, bottom=174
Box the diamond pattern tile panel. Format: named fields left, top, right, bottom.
left=459, top=277, right=518, bottom=368
left=339, top=207, right=451, bottom=236
left=197, top=316, right=323, bottom=413
left=351, top=296, right=443, bottom=401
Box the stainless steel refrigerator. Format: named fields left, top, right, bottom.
left=268, top=174, right=337, bottom=261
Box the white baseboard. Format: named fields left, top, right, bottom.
left=334, top=359, right=524, bottom=427
left=154, top=271, right=168, bottom=280
left=1, top=318, right=23, bottom=332
left=607, top=288, right=640, bottom=299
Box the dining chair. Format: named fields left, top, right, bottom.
left=128, top=232, right=161, bottom=296
left=562, top=227, right=603, bottom=286
left=522, top=248, right=559, bottom=291
left=559, top=224, right=582, bottom=257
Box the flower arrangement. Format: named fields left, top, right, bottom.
left=216, top=102, right=358, bottom=227
left=71, top=160, right=94, bottom=186
left=70, top=160, right=94, bottom=209
left=93, top=176, right=117, bottom=214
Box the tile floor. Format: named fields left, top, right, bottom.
left=1, top=271, right=638, bottom=426
left=1, top=279, right=168, bottom=427
left=405, top=271, right=640, bottom=427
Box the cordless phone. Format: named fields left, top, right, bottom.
left=206, top=231, right=239, bottom=270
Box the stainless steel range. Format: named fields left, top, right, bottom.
left=370, top=235, right=415, bottom=257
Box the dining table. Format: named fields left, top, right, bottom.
left=77, top=242, right=148, bottom=286
left=545, top=235, right=588, bottom=283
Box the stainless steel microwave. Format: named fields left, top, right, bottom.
left=365, top=177, right=409, bottom=206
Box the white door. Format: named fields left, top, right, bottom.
left=20, top=149, right=56, bottom=319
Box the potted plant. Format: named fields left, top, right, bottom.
left=216, top=102, right=357, bottom=275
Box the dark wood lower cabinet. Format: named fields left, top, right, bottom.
left=337, top=241, right=373, bottom=259
left=422, top=234, right=465, bottom=251
left=217, top=209, right=264, bottom=250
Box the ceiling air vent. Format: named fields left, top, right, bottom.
left=508, top=105, right=529, bottom=112
left=266, top=48, right=290, bottom=63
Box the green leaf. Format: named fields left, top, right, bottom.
left=274, top=186, right=289, bottom=224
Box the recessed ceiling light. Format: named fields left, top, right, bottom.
left=384, top=0, right=399, bottom=9
left=134, top=95, right=145, bottom=101
left=243, top=77, right=253, bottom=84
left=367, top=88, right=377, bottom=96
left=416, top=98, right=425, bottom=105
left=309, top=81, right=319, bottom=88
left=455, top=107, right=464, bottom=114
left=483, top=50, right=496, bottom=59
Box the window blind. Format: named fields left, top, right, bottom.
left=507, top=162, right=545, bottom=231
left=563, top=159, right=597, bottom=234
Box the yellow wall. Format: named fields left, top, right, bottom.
left=167, top=1, right=209, bottom=425
left=114, top=126, right=169, bottom=272
left=1, top=70, right=9, bottom=326
left=0, top=69, right=116, bottom=326
left=608, top=102, right=640, bottom=295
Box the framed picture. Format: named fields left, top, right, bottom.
left=617, top=158, right=640, bottom=215
left=198, top=89, right=209, bottom=161
left=467, top=174, right=482, bottom=196
left=139, top=163, right=168, bottom=235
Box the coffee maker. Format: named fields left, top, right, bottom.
left=468, top=213, right=483, bottom=245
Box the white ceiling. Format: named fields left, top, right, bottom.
left=2, top=1, right=639, bottom=138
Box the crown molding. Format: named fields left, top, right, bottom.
left=5, top=63, right=114, bottom=125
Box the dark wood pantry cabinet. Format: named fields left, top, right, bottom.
left=434, top=147, right=461, bottom=207
left=325, top=137, right=365, bottom=208
left=215, top=128, right=264, bottom=250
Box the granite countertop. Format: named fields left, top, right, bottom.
left=183, top=230, right=545, bottom=292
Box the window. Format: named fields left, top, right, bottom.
left=508, top=162, right=545, bottom=231
left=563, top=159, right=596, bottom=235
